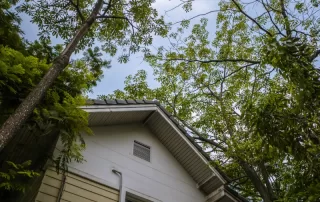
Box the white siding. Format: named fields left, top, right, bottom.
left=56, top=123, right=205, bottom=202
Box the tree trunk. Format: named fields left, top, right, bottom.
left=260, top=162, right=276, bottom=200
left=215, top=91, right=274, bottom=201
left=0, top=0, right=104, bottom=151
left=238, top=160, right=273, bottom=202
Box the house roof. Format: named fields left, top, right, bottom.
left=83, top=99, right=247, bottom=202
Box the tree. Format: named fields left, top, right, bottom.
left=0, top=0, right=168, bottom=150
left=0, top=40, right=109, bottom=162
left=0, top=3, right=110, bottom=198
left=0, top=0, right=108, bottom=166
left=99, top=0, right=320, bottom=200
left=0, top=40, right=111, bottom=199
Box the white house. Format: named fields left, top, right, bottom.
left=35, top=99, right=246, bottom=202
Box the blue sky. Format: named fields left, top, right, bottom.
left=19, top=0, right=219, bottom=98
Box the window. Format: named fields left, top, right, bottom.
left=133, top=140, right=151, bottom=162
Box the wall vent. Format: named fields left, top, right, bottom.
left=133, top=141, right=150, bottom=162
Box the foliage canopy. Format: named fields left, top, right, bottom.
left=100, top=0, right=320, bottom=201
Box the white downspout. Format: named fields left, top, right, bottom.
left=112, top=169, right=123, bottom=202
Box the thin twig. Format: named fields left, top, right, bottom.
left=96, top=15, right=137, bottom=34
left=260, top=0, right=285, bottom=37
left=68, top=0, right=85, bottom=23
left=278, top=0, right=291, bottom=37
left=172, top=9, right=238, bottom=25
left=292, top=29, right=312, bottom=38
left=101, top=0, right=113, bottom=16
left=228, top=175, right=248, bottom=184
left=310, top=49, right=320, bottom=62
left=193, top=136, right=226, bottom=151
left=230, top=0, right=273, bottom=37
left=155, top=57, right=261, bottom=64
left=165, top=0, right=192, bottom=14
left=213, top=63, right=258, bottom=86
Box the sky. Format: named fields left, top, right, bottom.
left=19, top=0, right=220, bottom=99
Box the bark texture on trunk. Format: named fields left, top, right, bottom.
left=0, top=0, right=104, bottom=151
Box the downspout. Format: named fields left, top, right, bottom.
left=112, top=169, right=123, bottom=202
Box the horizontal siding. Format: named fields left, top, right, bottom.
left=36, top=192, right=69, bottom=202
left=36, top=168, right=119, bottom=202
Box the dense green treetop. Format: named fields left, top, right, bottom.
left=19, top=0, right=168, bottom=61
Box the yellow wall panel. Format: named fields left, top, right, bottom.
left=35, top=167, right=119, bottom=202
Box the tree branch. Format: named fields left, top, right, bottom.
left=213, top=63, right=257, bottom=86
left=260, top=0, right=285, bottom=37
left=96, top=15, right=136, bottom=34
left=260, top=162, right=276, bottom=200
left=232, top=177, right=250, bottom=188
left=101, top=0, right=113, bottom=16
left=165, top=0, right=192, bottom=14
left=279, top=0, right=290, bottom=35
left=291, top=29, right=312, bottom=38
left=173, top=115, right=227, bottom=151
left=206, top=86, right=221, bottom=101
left=238, top=160, right=273, bottom=202
left=194, top=136, right=226, bottom=151
left=310, top=49, right=320, bottom=62
left=230, top=0, right=273, bottom=37
left=172, top=9, right=238, bottom=25
left=228, top=175, right=248, bottom=184
left=157, top=57, right=261, bottom=64
left=68, top=0, right=85, bottom=23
